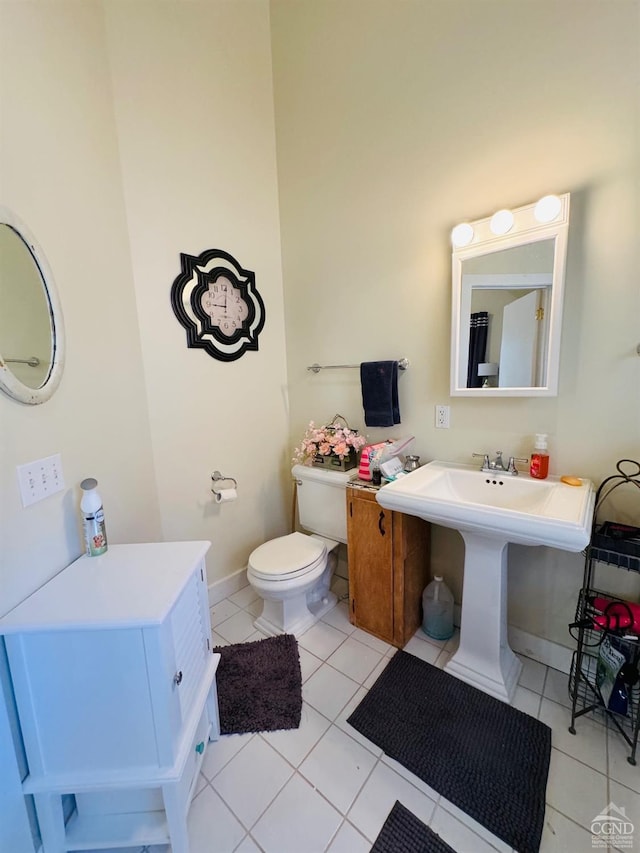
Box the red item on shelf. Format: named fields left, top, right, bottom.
left=591, top=595, right=640, bottom=632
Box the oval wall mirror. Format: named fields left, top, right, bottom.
left=450, top=193, right=570, bottom=397
left=0, top=207, right=65, bottom=404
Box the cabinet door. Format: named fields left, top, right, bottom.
left=347, top=491, right=394, bottom=643
left=6, top=628, right=157, bottom=776
left=146, top=564, right=211, bottom=766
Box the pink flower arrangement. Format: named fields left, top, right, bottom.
left=293, top=418, right=366, bottom=466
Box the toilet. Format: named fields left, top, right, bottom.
left=247, top=464, right=353, bottom=637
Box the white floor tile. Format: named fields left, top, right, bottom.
left=334, top=687, right=383, bottom=758
left=351, top=627, right=393, bottom=655
left=379, top=754, right=440, bottom=801
left=326, top=635, right=384, bottom=683
left=539, top=697, right=606, bottom=773
left=245, top=598, right=262, bottom=617
left=214, top=610, right=257, bottom=644
left=234, top=836, right=261, bottom=852
left=187, top=784, right=246, bottom=853
left=326, top=820, right=370, bottom=853
left=430, top=802, right=506, bottom=853
left=211, top=629, right=229, bottom=647
left=303, top=663, right=359, bottom=720
left=228, top=585, right=259, bottom=608
left=195, top=590, right=637, bottom=853
left=609, top=780, right=640, bottom=834
left=411, top=627, right=449, bottom=651
left=543, top=667, right=572, bottom=709
left=251, top=773, right=343, bottom=853
left=262, top=702, right=330, bottom=767
left=403, top=635, right=442, bottom=664
left=321, top=600, right=357, bottom=634
left=347, top=760, right=437, bottom=842
left=518, top=654, right=547, bottom=693
left=298, top=645, right=323, bottom=683
left=201, top=732, right=255, bottom=780
left=298, top=621, right=348, bottom=659
left=211, top=736, right=293, bottom=828
left=299, top=725, right=377, bottom=813
left=545, top=748, right=608, bottom=830
left=539, top=806, right=594, bottom=853
left=331, top=577, right=349, bottom=599
left=608, top=725, right=640, bottom=794
left=364, top=655, right=391, bottom=689
left=210, top=598, right=241, bottom=627
left=511, top=684, right=541, bottom=717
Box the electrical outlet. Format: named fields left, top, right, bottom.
left=17, top=454, right=65, bottom=507
left=435, top=404, right=450, bottom=429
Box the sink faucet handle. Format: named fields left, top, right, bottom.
left=472, top=452, right=490, bottom=470
left=507, top=456, right=529, bottom=475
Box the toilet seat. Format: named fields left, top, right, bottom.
left=248, top=532, right=326, bottom=582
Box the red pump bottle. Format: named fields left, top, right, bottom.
left=530, top=434, right=550, bottom=479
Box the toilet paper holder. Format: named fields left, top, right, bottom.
left=211, top=470, right=237, bottom=497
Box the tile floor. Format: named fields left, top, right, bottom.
left=149, top=576, right=640, bottom=853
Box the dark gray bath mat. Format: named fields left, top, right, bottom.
left=371, top=801, right=456, bottom=853
left=348, top=651, right=551, bottom=853
left=213, top=634, right=302, bottom=734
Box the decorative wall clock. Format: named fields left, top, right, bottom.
left=170, top=248, right=265, bottom=362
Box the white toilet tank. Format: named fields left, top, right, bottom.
left=292, top=464, right=354, bottom=544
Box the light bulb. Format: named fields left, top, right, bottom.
left=490, top=209, right=514, bottom=235
left=451, top=223, right=474, bottom=247
left=534, top=195, right=562, bottom=223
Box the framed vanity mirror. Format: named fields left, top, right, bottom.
left=450, top=193, right=570, bottom=397
left=0, top=207, right=65, bottom=404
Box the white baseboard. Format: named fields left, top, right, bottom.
left=208, top=567, right=248, bottom=607
left=209, top=576, right=572, bottom=673
left=508, top=626, right=572, bottom=675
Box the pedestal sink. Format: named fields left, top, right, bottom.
left=376, top=461, right=595, bottom=703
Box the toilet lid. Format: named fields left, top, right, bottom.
left=249, top=532, right=326, bottom=578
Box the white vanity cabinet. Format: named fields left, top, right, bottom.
left=0, top=541, right=220, bottom=853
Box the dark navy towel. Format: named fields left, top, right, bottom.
left=360, top=361, right=401, bottom=427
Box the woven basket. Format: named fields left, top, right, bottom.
left=311, top=414, right=359, bottom=471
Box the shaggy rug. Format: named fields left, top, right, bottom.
left=348, top=651, right=551, bottom=853
left=213, top=633, right=302, bottom=734
left=370, top=801, right=456, bottom=853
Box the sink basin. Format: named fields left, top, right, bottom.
left=376, top=460, right=595, bottom=703
left=376, top=460, right=594, bottom=550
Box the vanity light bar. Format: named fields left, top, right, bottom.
left=451, top=194, right=564, bottom=248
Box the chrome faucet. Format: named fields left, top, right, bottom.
left=472, top=451, right=529, bottom=476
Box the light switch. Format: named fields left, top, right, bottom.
left=17, top=454, right=65, bottom=507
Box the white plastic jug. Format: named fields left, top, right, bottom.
left=422, top=575, right=454, bottom=640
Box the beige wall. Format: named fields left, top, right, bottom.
left=0, top=1, right=162, bottom=618
left=0, top=2, right=286, bottom=848
left=104, top=0, right=290, bottom=582
left=271, top=0, right=640, bottom=647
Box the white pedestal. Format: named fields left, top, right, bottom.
left=445, top=532, right=522, bottom=704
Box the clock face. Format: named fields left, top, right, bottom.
left=170, top=249, right=265, bottom=362
left=201, top=277, right=249, bottom=336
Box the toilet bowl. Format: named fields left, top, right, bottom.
left=247, top=463, right=353, bottom=637
left=248, top=531, right=339, bottom=637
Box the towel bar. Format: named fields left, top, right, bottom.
left=307, top=358, right=409, bottom=374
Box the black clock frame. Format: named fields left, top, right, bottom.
left=170, top=248, right=265, bottom=362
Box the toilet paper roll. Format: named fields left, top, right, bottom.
left=215, top=488, right=237, bottom=504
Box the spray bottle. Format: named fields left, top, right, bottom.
left=80, top=478, right=108, bottom=556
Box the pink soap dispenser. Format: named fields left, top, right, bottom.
left=530, top=434, right=550, bottom=480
